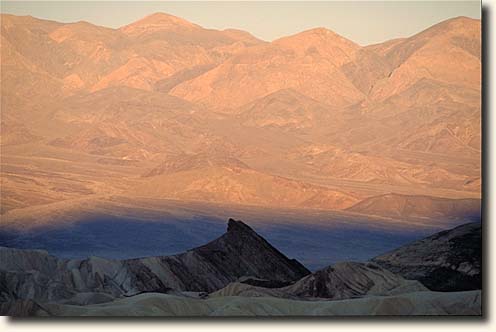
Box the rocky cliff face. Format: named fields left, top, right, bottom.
left=0, top=219, right=310, bottom=306
left=371, top=222, right=481, bottom=291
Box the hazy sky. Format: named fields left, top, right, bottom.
left=0, top=1, right=481, bottom=45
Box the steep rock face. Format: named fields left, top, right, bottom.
left=372, top=222, right=481, bottom=291
left=0, top=219, right=310, bottom=305
left=190, top=219, right=310, bottom=284
left=121, top=219, right=310, bottom=292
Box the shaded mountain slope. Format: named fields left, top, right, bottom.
left=0, top=220, right=482, bottom=316
left=0, top=219, right=310, bottom=303
left=280, top=261, right=426, bottom=299
left=214, top=261, right=426, bottom=300
left=372, top=222, right=481, bottom=291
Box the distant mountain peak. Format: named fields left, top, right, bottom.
left=402, top=14, right=480, bottom=43
left=302, top=27, right=338, bottom=36
left=138, top=12, right=196, bottom=25
left=275, top=26, right=358, bottom=47
left=271, top=26, right=359, bottom=66
left=439, top=15, right=480, bottom=27
left=120, top=12, right=198, bottom=36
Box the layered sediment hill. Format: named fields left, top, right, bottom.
left=0, top=219, right=309, bottom=304
left=0, top=220, right=482, bottom=316
left=372, top=222, right=482, bottom=291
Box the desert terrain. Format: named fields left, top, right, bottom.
left=1, top=13, right=481, bottom=206
left=0, top=12, right=482, bottom=316
left=0, top=12, right=481, bottom=267
left=0, top=219, right=482, bottom=316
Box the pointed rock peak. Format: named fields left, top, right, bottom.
left=197, top=219, right=311, bottom=282
left=227, top=218, right=255, bottom=234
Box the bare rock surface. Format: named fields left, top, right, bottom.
left=214, top=261, right=426, bottom=300
left=372, top=222, right=481, bottom=291
left=0, top=220, right=482, bottom=316
left=0, top=219, right=309, bottom=307
left=281, top=261, right=427, bottom=299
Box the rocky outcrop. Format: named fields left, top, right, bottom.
left=119, top=218, right=310, bottom=293
left=190, top=219, right=310, bottom=283
left=0, top=219, right=310, bottom=307
left=280, top=262, right=427, bottom=299
left=213, top=261, right=426, bottom=300
left=372, top=222, right=481, bottom=291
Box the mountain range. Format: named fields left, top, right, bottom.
left=0, top=13, right=481, bottom=221
left=0, top=11, right=483, bottom=317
